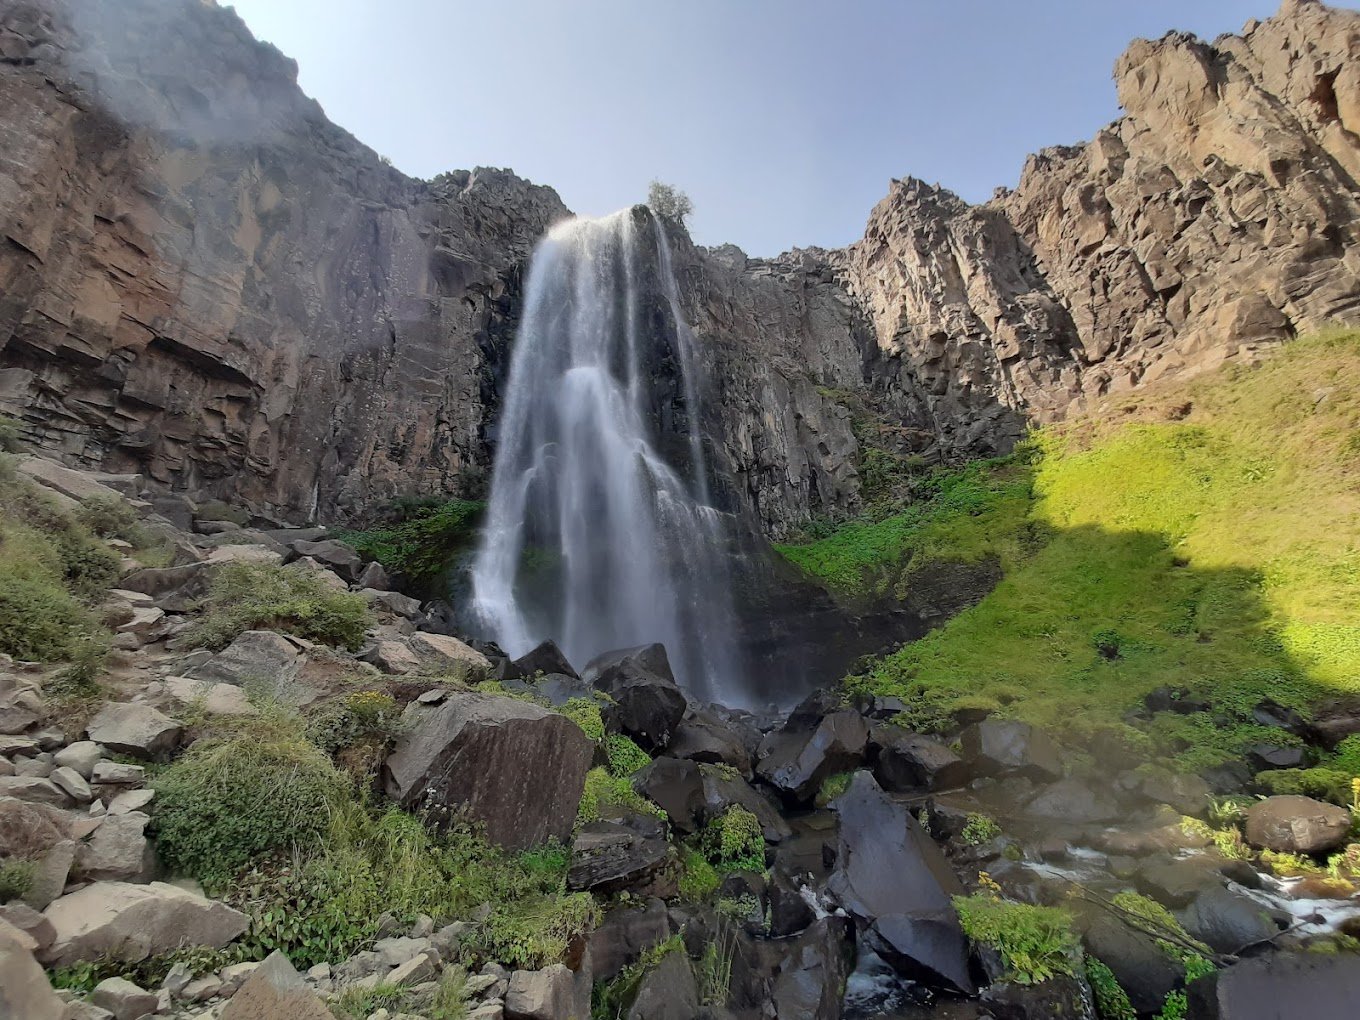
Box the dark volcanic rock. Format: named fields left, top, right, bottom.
left=826, top=772, right=973, bottom=993
left=1188, top=951, right=1360, bottom=1019
left=382, top=691, right=593, bottom=850
left=587, top=645, right=688, bottom=752
left=1076, top=908, right=1181, bottom=1016
left=1024, top=777, right=1122, bottom=823
left=1244, top=795, right=1351, bottom=855
left=588, top=899, right=672, bottom=983
left=960, top=720, right=1063, bottom=782
left=508, top=640, right=578, bottom=681
left=769, top=917, right=854, bottom=1020
left=756, top=711, right=869, bottom=803
left=1180, top=886, right=1277, bottom=954
left=567, top=822, right=676, bottom=898
left=873, top=729, right=968, bottom=792
left=632, top=757, right=790, bottom=842
left=979, top=975, right=1094, bottom=1020
left=626, top=949, right=698, bottom=1020
left=666, top=707, right=754, bottom=775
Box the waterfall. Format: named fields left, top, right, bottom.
left=470, top=207, right=742, bottom=702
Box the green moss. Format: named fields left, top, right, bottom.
left=960, top=813, right=1002, bottom=846
left=185, top=562, right=373, bottom=651
left=953, top=893, right=1079, bottom=985
left=334, top=498, right=483, bottom=594
left=1255, top=767, right=1353, bottom=806
left=1085, top=957, right=1136, bottom=1020
left=815, top=770, right=854, bottom=807
left=678, top=848, right=720, bottom=901
left=605, top=733, right=652, bottom=777
left=576, top=767, right=664, bottom=827
left=811, top=331, right=1360, bottom=765
left=559, top=697, right=606, bottom=742
left=700, top=805, right=765, bottom=873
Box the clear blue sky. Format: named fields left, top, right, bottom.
left=226, top=0, right=1352, bottom=256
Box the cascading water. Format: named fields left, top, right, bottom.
left=470, top=207, right=742, bottom=702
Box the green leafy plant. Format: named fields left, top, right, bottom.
left=76, top=495, right=146, bottom=545
left=576, top=767, right=664, bottom=827
left=815, top=771, right=853, bottom=807
left=559, top=697, right=605, bottom=742
left=700, top=805, right=765, bottom=873
left=953, top=887, right=1079, bottom=986
left=1085, top=956, right=1136, bottom=1020
left=678, top=848, right=720, bottom=901
left=0, top=415, right=20, bottom=452
left=605, top=733, right=652, bottom=777
left=960, top=813, right=1002, bottom=846
left=334, top=498, right=483, bottom=593
left=185, top=561, right=373, bottom=651
left=0, top=859, right=34, bottom=902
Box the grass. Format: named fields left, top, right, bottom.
left=0, top=457, right=117, bottom=662
left=778, top=330, right=1360, bottom=768
left=953, top=885, right=1079, bottom=986
left=333, top=496, right=483, bottom=596
left=185, top=561, right=373, bottom=651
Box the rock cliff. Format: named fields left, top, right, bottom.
left=1, top=0, right=1358, bottom=536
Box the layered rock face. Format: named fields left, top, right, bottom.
left=1, top=0, right=1358, bottom=536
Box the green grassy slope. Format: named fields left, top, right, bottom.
left=778, top=330, right=1360, bottom=767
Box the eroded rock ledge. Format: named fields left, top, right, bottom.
left=1, top=0, right=1358, bottom=536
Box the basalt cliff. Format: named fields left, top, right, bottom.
left=1, top=0, right=1358, bottom=535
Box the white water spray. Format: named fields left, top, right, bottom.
left=470, top=208, right=741, bottom=701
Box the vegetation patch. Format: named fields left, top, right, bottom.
left=698, top=805, right=765, bottom=874
left=782, top=331, right=1360, bottom=767
left=953, top=882, right=1079, bottom=985
left=576, top=767, right=665, bottom=827
left=604, top=734, right=652, bottom=777
left=334, top=497, right=483, bottom=595
left=186, top=561, right=372, bottom=651
left=1085, top=956, right=1136, bottom=1020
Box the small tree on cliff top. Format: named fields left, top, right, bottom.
left=647, top=180, right=693, bottom=225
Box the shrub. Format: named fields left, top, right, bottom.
left=605, top=734, right=651, bottom=777
left=961, top=813, right=1002, bottom=846
left=0, top=415, right=20, bottom=452
left=700, top=805, right=765, bottom=873
left=77, top=495, right=145, bottom=544
left=558, top=697, right=604, bottom=742
left=0, top=573, right=98, bottom=662
left=186, top=562, right=372, bottom=651
left=152, top=730, right=349, bottom=889
left=0, top=859, right=34, bottom=902
left=953, top=891, right=1079, bottom=985
left=333, top=498, right=482, bottom=593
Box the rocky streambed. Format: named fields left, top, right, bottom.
left=3, top=455, right=1360, bottom=1020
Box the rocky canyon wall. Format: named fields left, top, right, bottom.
left=1, top=0, right=1358, bottom=536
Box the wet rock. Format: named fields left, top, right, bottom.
left=41, top=881, right=249, bottom=966
left=84, top=704, right=182, bottom=762
left=567, top=822, right=676, bottom=897
left=1188, top=950, right=1360, bottom=1019
left=1252, top=699, right=1308, bottom=736
left=588, top=644, right=688, bottom=753
left=1135, top=856, right=1224, bottom=909
left=219, top=949, right=334, bottom=1019
left=756, top=711, right=869, bottom=802
left=979, top=974, right=1095, bottom=1020
left=532, top=672, right=595, bottom=706
left=1246, top=744, right=1305, bottom=771
left=959, top=720, right=1063, bottom=781
left=91, top=976, right=158, bottom=1020
left=1244, top=795, right=1351, bottom=855
left=506, top=639, right=578, bottom=681
left=1136, top=767, right=1211, bottom=815
left=589, top=898, right=672, bottom=982
left=1024, top=777, right=1122, bottom=823
left=826, top=772, right=973, bottom=992
left=1180, top=885, right=1277, bottom=954
left=766, top=869, right=816, bottom=937
left=626, top=949, right=698, bottom=1020
left=874, top=729, right=968, bottom=792
left=382, top=690, right=593, bottom=850
left=188, top=630, right=300, bottom=691
left=667, top=707, right=753, bottom=775
left=632, top=757, right=790, bottom=841
left=769, top=917, right=853, bottom=1020
left=1076, top=907, right=1182, bottom=1015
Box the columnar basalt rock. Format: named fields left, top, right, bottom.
left=1, top=0, right=1358, bottom=539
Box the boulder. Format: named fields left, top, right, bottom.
left=1181, top=886, right=1277, bottom=954
left=219, top=949, right=334, bottom=1019
left=408, top=632, right=494, bottom=680
left=766, top=869, right=816, bottom=938
left=1024, top=777, right=1122, bottom=823
left=85, top=703, right=182, bottom=761
left=188, top=630, right=300, bottom=691
left=52, top=741, right=104, bottom=780
left=1076, top=909, right=1182, bottom=1015
left=0, top=903, right=55, bottom=953
left=756, top=711, right=869, bottom=802
left=382, top=691, right=594, bottom=850
left=91, top=762, right=144, bottom=786
left=825, top=772, right=972, bottom=993
left=108, top=789, right=155, bottom=815
left=15, top=457, right=126, bottom=504
left=667, top=707, right=754, bottom=775
left=1188, top=950, right=1360, bottom=1019
left=41, top=881, right=249, bottom=966
left=979, top=975, right=1095, bottom=1020
left=49, top=766, right=93, bottom=802
left=1244, top=795, right=1351, bottom=854
left=289, top=539, right=363, bottom=581
left=873, top=729, right=967, bottom=793
left=162, top=675, right=257, bottom=716
left=0, top=922, right=66, bottom=1020
left=507, top=639, right=578, bottom=681
left=356, top=560, right=391, bottom=590
left=567, top=822, right=676, bottom=897
left=626, top=949, right=698, bottom=1020
left=533, top=672, right=595, bottom=706
left=73, top=812, right=156, bottom=882
left=117, top=562, right=214, bottom=601
left=364, top=588, right=421, bottom=619
left=589, top=898, right=672, bottom=982
left=587, top=644, right=688, bottom=753
left=207, top=544, right=283, bottom=566
left=0, top=672, right=43, bottom=734
left=91, top=977, right=158, bottom=1020
left=1135, top=856, right=1223, bottom=909
left=959, top=720, right=1063, bottom=781
left=0, top=776, right=71, bottom=806
left=505, top=964, right=575, bottom=1020
left=1136, top=767, right=1211, bottom=815
left=632, top=757, right=790, bottom=841
left=367, top=636, right=424, bottom=675
left=768, top=917, right=853, bottom=1020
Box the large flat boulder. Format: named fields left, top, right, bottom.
left=85, top=703, right=183, bottom=761
left=188, top=630, right=300, bottom=691
left=632, top=757, right=790, bottom=841
left=826, top=772, right=973, bottom=993
left=382, top=691, right=593, bottom=850
left=408, top=632, right=493, bottom=680
left=1244, top=795, right=1352, bottom=855
left=1188, top=950, right=1360, bottom=1019
left=567, top=821, right=676, bottom=897
left=756, top=710, right=868, bottom=802
left=41, top=881, right=248, bottom=966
